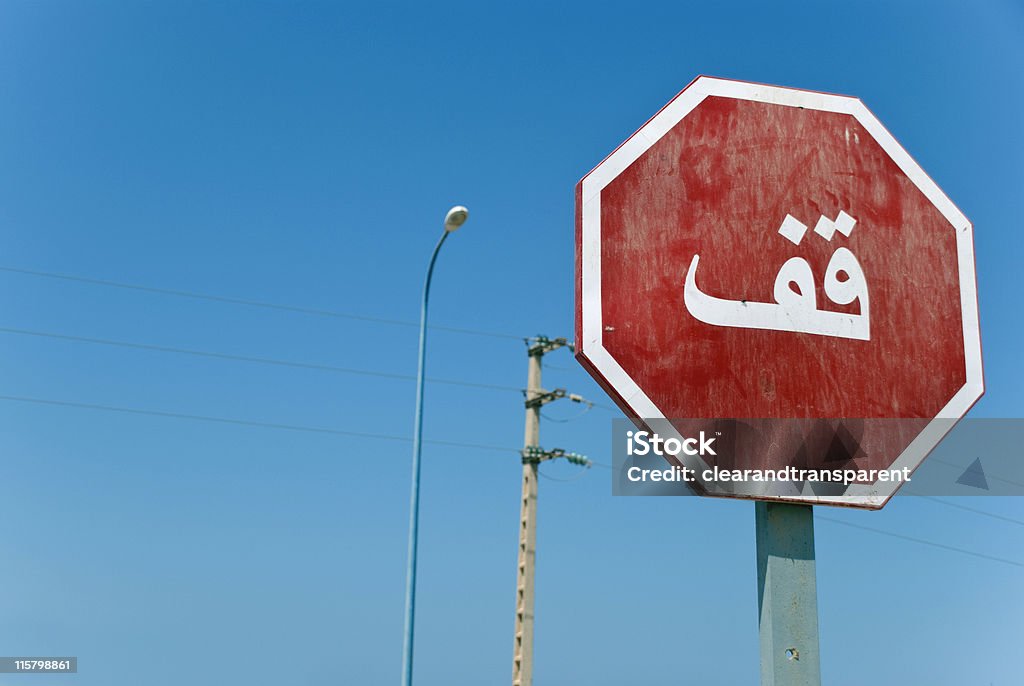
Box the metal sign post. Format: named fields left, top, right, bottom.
left=756, top=503, right=821, bottom=686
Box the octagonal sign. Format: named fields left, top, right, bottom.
left=575, top=76, right=983, bottom=509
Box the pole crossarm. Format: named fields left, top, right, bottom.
left=526, top=335, right=570, bottom=357
left=521, top=446, right=590, bottom=467
left=523, top=387, right=567, bottom=408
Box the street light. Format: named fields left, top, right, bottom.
left=401, top=205, right=470, bottom=686
left=444, top=205, right=469, bottom=232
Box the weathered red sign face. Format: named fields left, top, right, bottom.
left=575, top=76, right=983, bottom=508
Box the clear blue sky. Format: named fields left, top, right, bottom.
left=1, top=1, right=1022, bottom=685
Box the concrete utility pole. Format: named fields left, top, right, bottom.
left=512, top=336, right=589, bottom=686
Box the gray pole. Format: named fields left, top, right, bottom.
left=755, top=502, right=822, bottom=686
left=400, top=231, right=449, bottom=686
left=399, top=206, right=468, bottom=686
left=512, top=345, right=542, bottom=686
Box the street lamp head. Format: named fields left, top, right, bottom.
left=444, top=205, right=469, bottom=232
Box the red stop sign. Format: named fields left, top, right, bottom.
left=575, top=76, right=983, bottom=508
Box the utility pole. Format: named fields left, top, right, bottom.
left=512, top=336, right=589, bottom=686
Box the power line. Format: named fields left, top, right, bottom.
left=0, top=266, right=631, bottom=409
left=0, top=322, right=624, bottom=413
left=3, top=390, right=1016, bottom=568
left=539, top=362, right=577, bottom=372
left=915, top=494, right=1024, bottom=528
left=0, top=325, right=521, bottom=393
left=0, top=265, right=522, bottom=340
left=594, top=456, right=1023, bottom=562
left=930, top=456, right=1024, bottom=489
left=538, top=465, right=591, bottom=483
left=540, top=403, right=594, bottom=423
left=816, top=514, right=1024, bottom=569
left=0, top=393, right=516, bottom=453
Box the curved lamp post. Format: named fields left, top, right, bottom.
left=401, top=205, right=470, bottom=686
